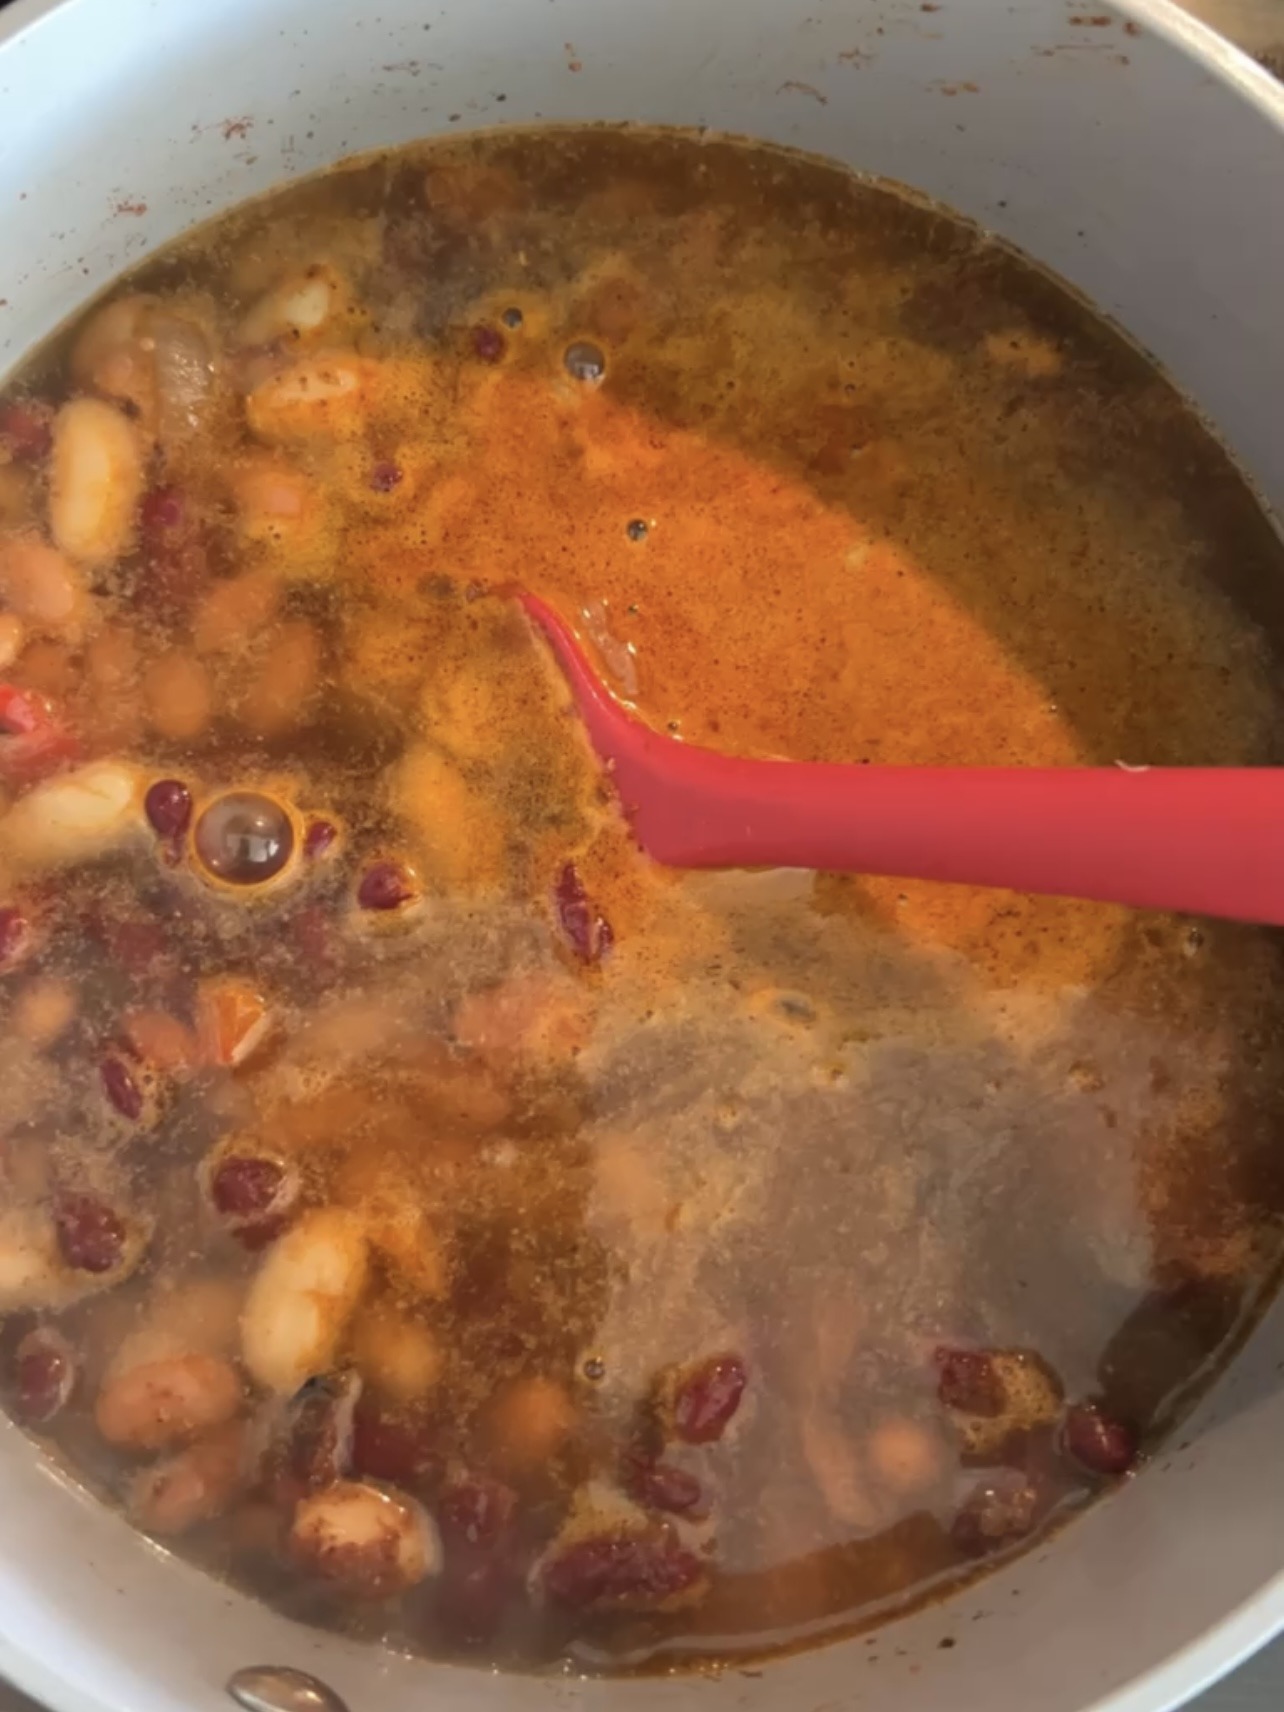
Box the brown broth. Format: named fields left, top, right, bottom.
left=0, top=124, right=1282, bottom=1675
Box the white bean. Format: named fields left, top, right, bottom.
left=289, top=1481, right=439, bottom=1597
left=0, top=532, right=88, bottom=639
left=2, top=760, right=144, bottom=872
left=238, top=265, right=349, bottom=348
left=0, top=1209, right=66, bottom=1313
left=49, top=398, right=144, bottom=566
left=240, top=1207, right=369, bottom=1393
left=246, top=350, right=373, bottom=441
left=70, top=295, right=157, bottom=415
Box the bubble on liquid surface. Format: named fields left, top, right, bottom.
left=564, top=340, right=606, bottom=383
left=194, top=792, right=295, bottom=886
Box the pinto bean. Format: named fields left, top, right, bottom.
left=289, top=1480, right=440, bottom=1597
left=2, top=760, right=143, bottom=872
left=0, top=532, right=89, bottom=640
left=240, top=1208, right=370, bottom=1393
left=128, top=1420, right=249, bottom=1535
left=95, top=1351, right=244, bottom=1451
left=49, top=398, right=144, bottom=566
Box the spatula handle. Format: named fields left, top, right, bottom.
left=645, top=761, right=1284, bottom=924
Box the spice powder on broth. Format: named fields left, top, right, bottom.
left=0, top=126, right=1282, bottom=1673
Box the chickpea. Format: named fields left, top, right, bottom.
left=193, top=569, right=281, bottom=656
left=866, top=1415, right=948, bottom=1498
left=236, top=621, right=321, bottom=738
left=12, top=976, right=77, bottom=1049
left=350, top=1303, right=444, bottom=1405
left=485, top=1375, right=579, bottom=1474
left=143, top=649, right=214, bottom=743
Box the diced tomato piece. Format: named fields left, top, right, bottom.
left=0, top=684, right=79, bottom=785
left=196, top=977, right=274, bottom=1069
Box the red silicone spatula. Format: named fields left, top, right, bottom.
left=521, top=592, right=1284, bottom=926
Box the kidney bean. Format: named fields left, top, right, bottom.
left=623, top=1456, right=706, bottom=1517
left=368, top=461, right=402, bottom=493
left=303, top=818, right=338, bottom=858
left=350, top=1398, right=442, bottom=1487
left=100, top=1053, right=146, bottom=1121
left=13, top=1326, right=76, bottom=1424
left=357, top=859, right=419, bottom=912
left=0, top=401, right=53, bottom=462
left=53, top=1192, right=127, bottom=1274
left=541, top=1529, right=706, bottom=1612
left=139, top=486, right=186, bottom=536
left=0, top=907, right=34, bottom=973
left=438, top=1473, right=517, bottom=1552
left=211, top=1155, right=284, bottom=1220
left=1063, top=1401, right=1138, bottom=1477
left=144, top=778, right=192, bottom=841
left=437, top=1553, right=511, bottom=1644
left=935, top=1346, right=1005, bottom=1416
left=470, top=324, right=506, bottom=364
left=554, top=862, right=613, bottom=965
left=207, top=1153, right=297, bottom=1248
left=135, top=487, right=210, bottom=619
left=669, top=1353, right=747, bottom=1445
left=270, top=1373, right=361, bottom=1501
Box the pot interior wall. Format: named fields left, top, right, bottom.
left=1, top=2, right=1283, bottom=1712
